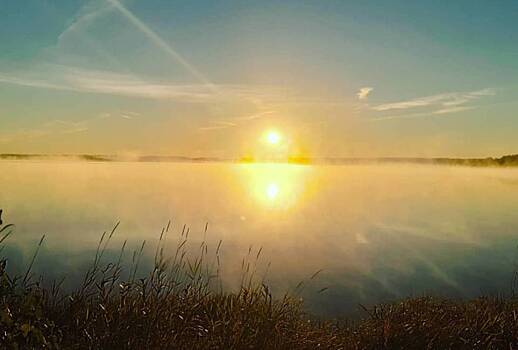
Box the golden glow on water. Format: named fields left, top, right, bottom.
left=266, top=183, right=279, bottom=200
left=238, top=163, right=312, bottom=209
left=2, top=162, right=518, bottom=317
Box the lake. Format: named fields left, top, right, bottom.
left=1, top=160, right=518, bottom=317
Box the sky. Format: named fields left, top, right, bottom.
left=1, top=0, right=517, bottom=158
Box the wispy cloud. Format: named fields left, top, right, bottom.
left=63, top=67, right=214, bottom=100
left=433, top=106, right=473, bottom=115
left=368, top=111, right=431, bottom=122
left=106, top=0, right=218, bottom=93
left=120, top=111, right=140, bottom=120
left=367, top=88, right=496, bottom=121
left=0, top=65, right=285, bottom=104
left=372, top=93, right=450, bottom=111
left=0, top=119, right=88, bottom=144
left=57, top=0, right=217, bottom=93
left=372, top=88, right=495, bottom=112
left=441, top=98, right=470, bottom=107
left=57, top=1, right=114, bottom=44
left=6, top=0, right=301, bottom=109
left=44, top=119, right=89, bottom=133
left=357, top=87, right=373, bottom=100
left=198, top=110, right=278, bottom=131
left=99, top=111, right=140, bottom=120
left=198, top=121, right=237, bottom=131
left=0, top=110, right=142, bottom=144
left=0, top=74, right=71, bottom=91
left=235, top=110, right=277, bottom=121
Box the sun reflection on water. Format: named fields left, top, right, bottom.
left=238, top=163, right=313, bottom=209
left=266, top=183, right=280, bottom=200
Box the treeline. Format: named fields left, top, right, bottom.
left=2, top=153, right=518, bottom=167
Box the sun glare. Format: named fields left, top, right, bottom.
left=265, top=130, right=281, bottom=145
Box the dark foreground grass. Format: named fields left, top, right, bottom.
left=0, top=217, right=517, bottom=349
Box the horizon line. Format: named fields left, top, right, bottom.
left=0, top=152, right=517, bottom=166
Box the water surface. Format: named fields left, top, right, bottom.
left=1, top=161, right=517, bottom=316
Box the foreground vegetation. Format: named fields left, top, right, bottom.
left=0, top=215, right=517, bottom=349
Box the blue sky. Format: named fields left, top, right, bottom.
left=1, top=0, right=517, bottom=157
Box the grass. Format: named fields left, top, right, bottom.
left=0, top=214, right=518, bottom=349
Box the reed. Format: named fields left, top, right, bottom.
left=0, top=214, right=517, bottom=349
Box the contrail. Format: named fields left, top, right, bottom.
left=106, top=0, right=218, bottom=94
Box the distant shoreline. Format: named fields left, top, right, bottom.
left=1, top=153, right=517, bottom=167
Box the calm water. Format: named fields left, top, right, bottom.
left=1, top=161, right=518, bottom=316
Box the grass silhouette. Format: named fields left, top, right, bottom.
left=0, top=213, right=517, bottom=349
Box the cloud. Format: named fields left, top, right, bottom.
left=98, top=111, right=139, bottom=120
left=366, top=88, right=496, bottom=121
left=1, top=0, right=318, bottom=110
left=0, top=109, right=144, bottom=145
left=372, top=93, right=454, bottom=111
left=198, top=121, right=237, bottom=131
left=235, top=110, right=277, bottom=121
left=199, top=110, right=278, bottom=131
left=119, top=112, right=140, bottom=120
left=0, top=65, right=286, bottom=104
left=441, top=98, right=470, bottom=107
left=57, top=1, right=114, bottom=45
left=433, top=106, right=473, bottom=115
left=368, top=105, right=472, bottom=121
left=198, top=126, right=229, bottom=131
left=0, top=74, right=71, bottom=91
left=372, top=88, right=495, bottom=112
left=106, top=0, right=217, bottom=93
left=0, top=119, right=88, bottom=144
left=468, top=88, right=495, bottom=97
left=63, top=67, right=214, bottom=100
left=367, top=111, right=431, bottom=122
left=55, top=0, right=217, bottom=94
left=357, top=87, right=373, bottom=100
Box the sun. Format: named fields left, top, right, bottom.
left=265, top=130, right=281, bottom=145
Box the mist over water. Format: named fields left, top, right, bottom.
left=1, top=160, right=518, bottom=316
